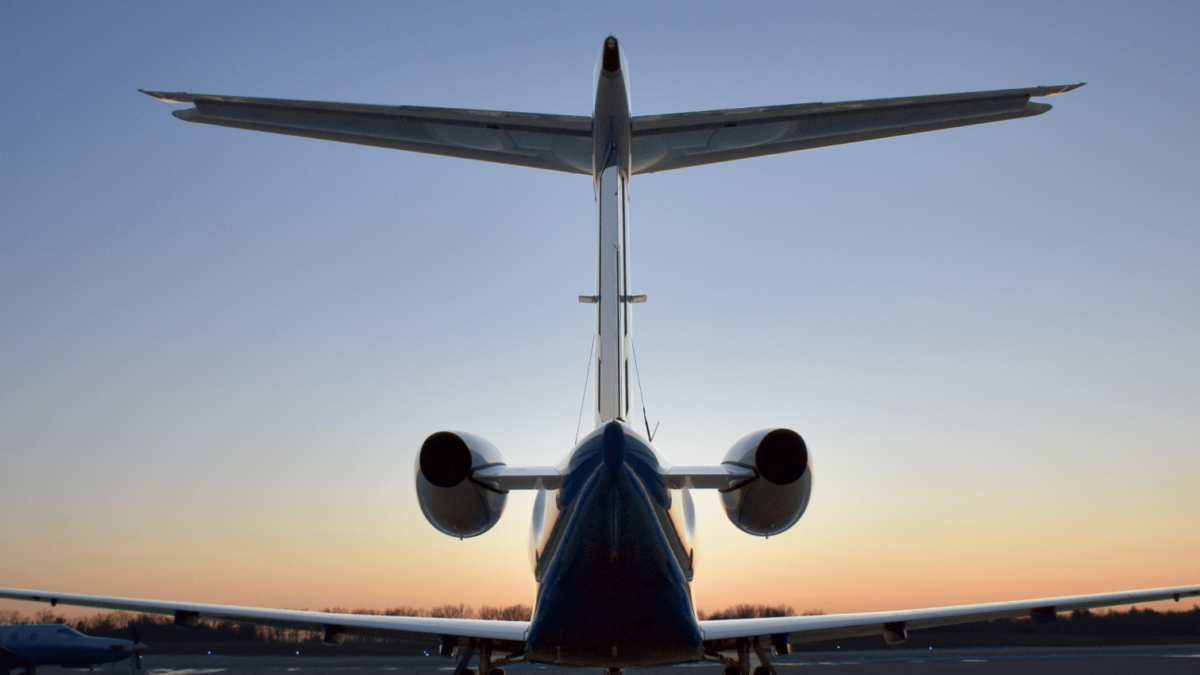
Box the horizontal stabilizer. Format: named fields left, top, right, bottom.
left=139, top=90, right=593, bottom=175
left=142, top=83, right=1083, bottom=176
left=630, top=83, right=1085, bottom=174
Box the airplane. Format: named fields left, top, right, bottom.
left=0, top=624, right=145, bottom=675
left=3, top=35, right=1199, bottom=675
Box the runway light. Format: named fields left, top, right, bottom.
left=295, top=651, right=300, bottom=656
left=928, top=647, right=933, bottom=651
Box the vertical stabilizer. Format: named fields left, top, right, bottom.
left=590, top=36, right=634, bottom=428
left=595, top=164, right=629, bottom=425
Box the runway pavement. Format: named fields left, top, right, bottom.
left=35, top=646, right=1200, bottom=675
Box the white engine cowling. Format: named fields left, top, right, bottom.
left=415, top=431, right=507, bottom=538
left=721, top=428, right=812, bottom=537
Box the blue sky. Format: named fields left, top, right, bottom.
left=2, top=1, right=1197, bottom=615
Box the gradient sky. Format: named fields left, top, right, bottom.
left=2, top=1, right=1198, bottom=620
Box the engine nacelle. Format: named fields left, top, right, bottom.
left=415, top=430, right=507, bottom=538
left=720, top=428, right=812, bottom=537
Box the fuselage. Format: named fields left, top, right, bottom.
left=0, top=624, right=143, bottom=672
left=526, top=422, right=699, bottom=667
left=523, top=39, right=701, bottom=668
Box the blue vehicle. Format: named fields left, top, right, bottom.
left=0, top=624, right=144, bottom=675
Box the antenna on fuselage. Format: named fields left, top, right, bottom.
left=574, top=334, right=596, bottom=445
left=631, top=341, right=656, bottom=442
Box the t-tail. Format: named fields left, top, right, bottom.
left=587, top=36, right=638, bottom=427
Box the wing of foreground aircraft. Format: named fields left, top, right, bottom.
left=141, top=83, right=1082, bottom=175
left=700, top=584, right=1200, bottom=655
left=3, top=584, right=1199, bottom=657
left=0, top=588, right=528, bottom=655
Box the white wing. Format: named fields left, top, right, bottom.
left=0, top=587, right=525, bottom=651
left=699, top=584, right=1200, bottom=651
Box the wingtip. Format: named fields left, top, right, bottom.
left=139, top=89, right=197, bottom=103
left=1040, top=82, right=1086, bottom=97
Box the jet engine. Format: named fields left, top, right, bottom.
left=720, top=428, right=812, bottom=536
left=415, top=430, right=508, bottom=538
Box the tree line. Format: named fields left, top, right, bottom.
left=0, top=604, right=534, bottom=645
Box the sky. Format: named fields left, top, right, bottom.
left=1, top=1, right=1198, bottom=621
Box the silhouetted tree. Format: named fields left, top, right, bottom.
left=480, top=605, right=533, bottom=621
left=430, top=604, right=474, bottom=619
left=703, top=604, right=795, bottom=620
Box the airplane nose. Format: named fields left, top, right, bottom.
left=135, top=643, right=148, bottom=650
left=602, top=36, right=621, bottom=73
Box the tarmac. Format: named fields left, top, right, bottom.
left=36, top=646, right=1200, bottom=675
